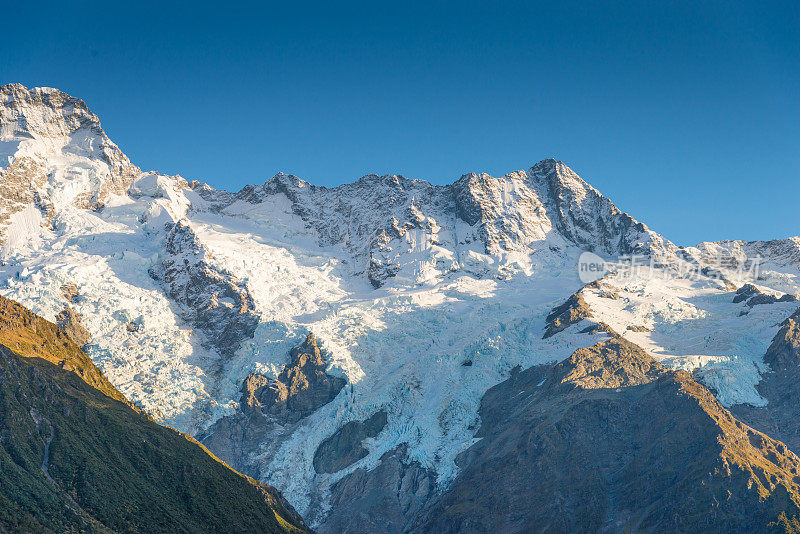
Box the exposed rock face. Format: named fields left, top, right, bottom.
left=319, top=445, right=436, bottom=534
left=527, top=160, right=672, bottom=258
left=412, top=333, right=800, bottom=533
left=243, top=333, right=347, bottom=425
left=0, top=157, right=48, bottom=243
left=734, top=283, right=757, bottom=303
left=54, top=307, right=91, bottom=347
left=734, top=284, right=798, bottom=307
left=0, top=84, right=140, bottom=234
left=450, top=169, right=552, bottom=255
left=550, top=334, right=666, bottom=390
left=60, top=282, right=79, bottom=303
left=765, top=308, right=800, bottom=373
left=201, top=333, right=346, bottom=474
left=242, top=334, right=347, bottom=424
left=543, top=289, right=592, bottom=338
left=150, top=221, right=259, bottom=359
left=732, top=307, right=800, bottom=451
left=313, top=410, right=388, bottom=474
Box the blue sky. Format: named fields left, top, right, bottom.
left=3, top=1, right=798, bottom=245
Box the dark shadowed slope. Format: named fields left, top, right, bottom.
left=411, top=332, right=800, bottom=533
left=0, top=296, right=310, bottom=533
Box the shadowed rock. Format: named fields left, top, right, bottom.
left=412, top=332, right=800, bottom=533
left=732, top=307, right=800, bottom=452
left=765, top=308, right=800, bottom=373
left=318, top=444, right=436, bottom=534
left=734, top=283, right=798, bottom=307
left=734, top=283, right=760, bottom=303
left=313, top=410, right=388, bottom=474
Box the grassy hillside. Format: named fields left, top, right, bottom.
left=0, top=296, right=309, bottom=533
left=0, top=296, right=127, bottom=405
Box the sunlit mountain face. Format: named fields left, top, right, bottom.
left=2, top=83, right=800, bottom=532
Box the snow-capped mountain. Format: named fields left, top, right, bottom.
left=2, top=84, right=799, bottom=530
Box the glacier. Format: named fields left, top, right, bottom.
left=1, top=83, right=798, bottom=521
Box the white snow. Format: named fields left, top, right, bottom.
left=1, top=83, right=799, bottom=521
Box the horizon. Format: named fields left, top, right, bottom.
left=3, top=1, right=798, bottom=246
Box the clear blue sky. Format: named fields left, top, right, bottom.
left=3, top=1, right=798, bottom=245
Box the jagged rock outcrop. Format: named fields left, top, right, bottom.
left=543, top=288, right=593, bottom=338
left=60, top=283, right=79, bottom=303
left=243, top=333, right=347, bottom=424
left=205, top=159, right=675, bottom=287
left=449, top=169, right=552, bottom=255
left=313, top=410, right=388, bottom=474
left=201, top=333, right=346, bottom=474
left=150, top=221, right=259, bottom=359
left=734, top=284, right=798, bottom=307
left=412, top=333, right=800, bottom=533
left=527, top=159, right=673, bottom=258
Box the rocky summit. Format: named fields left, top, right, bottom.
left=2, top=84, right=800, bottom=532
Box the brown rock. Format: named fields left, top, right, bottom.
left=55, top=307, right=91, bottom=347
left=60, top=282, right=79, bottom=303
left=413, top=333, right=800, bottom=533
left=244, top=333, right=347, bottom=424
left=543, top=290, right=592, bottom=338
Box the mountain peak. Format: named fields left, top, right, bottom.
left=0, top=84, right=672, bottom=274
left=0, top=83, right=139, bottom=222
left=1, top=83, right=103, bottom=140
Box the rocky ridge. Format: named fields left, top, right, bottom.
left=0, top=84, right=139, bottom=242
left=413, top=332, right=800, bottom=533
left=200, top=159, right=675, bottom=287
left=150, top=220, right=260, bottom=359
left=3, top=84, right=800, bottom=532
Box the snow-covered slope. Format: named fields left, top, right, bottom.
left=0, top=84, right=138, bottom=239
left=1, top=84, right=798, bottom=526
